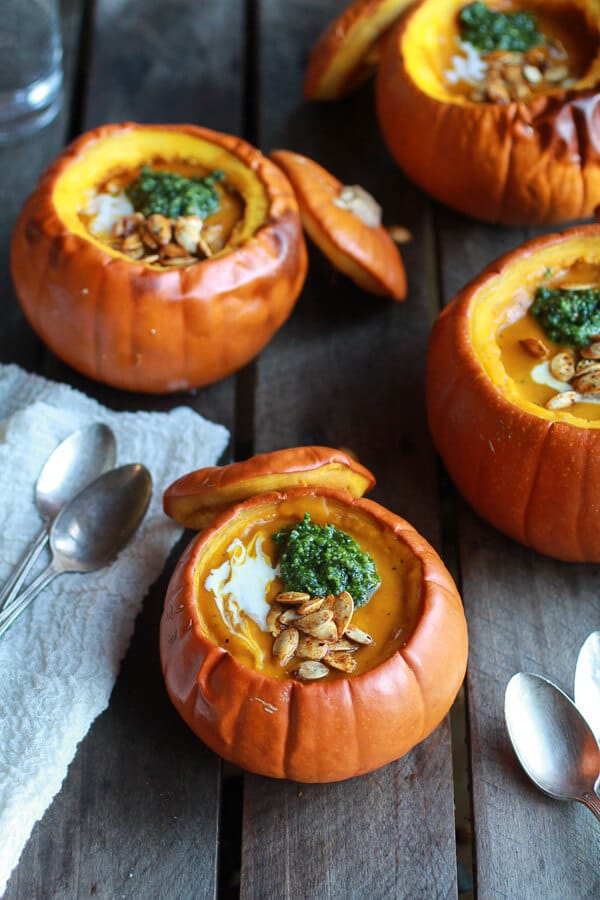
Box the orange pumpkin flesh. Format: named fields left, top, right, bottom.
left=270, top=150, right=407, bottom=301
left=303, top=0, right=415, bottom=100
left=427, top=223, right=600, bottom=561
left=160, top=485, right=467, bottom=783
left=376, top=0, right=600, bottom=225
left=10, top=122, right=308, bottom=393
left=163, top=445, right=376, bottom=529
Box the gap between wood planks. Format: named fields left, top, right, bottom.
left=432, top=205, right=474, bottom=898
left=66, top=0, right=97, bottom=143
left=234, top=0, right=259, bottom=466
left=219, top=1, right=258, bottom=896
left=438, top=461, right=474, bottom=898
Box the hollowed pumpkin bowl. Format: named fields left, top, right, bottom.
left=10, top=122, right=307, bottom=393
left=376, top=0, right=600, bottom=225
left=160, top=448, right=467, bottom=783
left=427, top=223, right=600, bottom=560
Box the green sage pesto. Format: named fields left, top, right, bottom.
left=530, top=287, right=600, bottom=348
left=273, top=513, right=381, bottom=608
left=126, top=166, right=225, bottom=219
left=459, top=2, right=545, bottom=53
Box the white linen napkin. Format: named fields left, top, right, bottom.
left=0, top=363, right=229, bottom=895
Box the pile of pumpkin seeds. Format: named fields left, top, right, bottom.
left=268, top=590, right=375, bottom=681
left=112, top=211, right=225, bottom=266
left=520, top=335, right=600, bottom=409
left=469, top=42, right=575, bottom=105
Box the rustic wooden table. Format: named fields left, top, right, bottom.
left=2, top=1, right=599, bottom=897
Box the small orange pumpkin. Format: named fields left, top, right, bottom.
left=160, top=448, right=467, bottom=783
left=376, top=0, right=600, bottom=225
left=10, top=122, right=307, bottom=393
left=426, top=223, right=600, bottom=560
left=270, top=150, right=407, bottom=301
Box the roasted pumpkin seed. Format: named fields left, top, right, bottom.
left=296, top=635, right=329, bottom=661
left=273, top=627, right=299, bottom=666
left=332, top=591, right=353, bottom=637
left=306, top=620, right=338, bottom=642
left=267, top=603, right=284, bottom=637
left=572, top=369, right=600, bottom=395
left=520, top=337, right=548, bottom=359
left=328, top=638, right=359, bottom=652
left=545, top=390, right=578, bottom=410
left=297, top=596, right=325, bottom=615
left=296, top=609, right=334, bottom=634
left=121, top=233, right=145, bottom=259
left=293, top=660, right=329, bottom=681
left=345, top=623, right=375, bottom=646
left=174, top=215, right=202, bottom=254
left=324, top=651, right=357, bottom=674
left=575, top=359, right=600, bottom=375
left=580, top=342, right=600, bottom=360
left=549, top=351, right=575, bottom=382
left=276, top=591, right=311, bottom=605
left=279, top=609, right=301, bottom=625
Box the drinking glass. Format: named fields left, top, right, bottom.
left=0, top=0, right=63, bottom=143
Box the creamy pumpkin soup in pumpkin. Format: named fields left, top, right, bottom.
left=80, top=160, right=245, bottom=267
left=439, top=0, right=597, bottom=105
left=161, top=448, right=467, bottom=781
left=193, top=492, right=423, bottom=681
left=489, top=261, right=600, bottom=422
left=376, top=0, right=600, bottom=224
left=12, top=123, right=307, bottom=393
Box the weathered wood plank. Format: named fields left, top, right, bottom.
left=462, top=514, right=600, bottom=899
left=436, top=206, right=600, bottom=897
left=241, top=2, right=460, bottom=897
left=3, top=1, right=246, bottom=896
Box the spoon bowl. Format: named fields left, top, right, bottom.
left=505, top=672, right=600, bottom=821
left=51, top=463, right=153, bottom=572
left=35, top=423, right=117, bottom=523
left=0, top=463, right=153, bottom=636
left=0, top=423, right=116, bottom=612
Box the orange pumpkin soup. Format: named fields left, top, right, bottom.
left=191, top=492, right=423, bottom=681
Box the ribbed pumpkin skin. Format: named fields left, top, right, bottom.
left=159, top=486, right=468, bottom=783
left=10, top=123, right=307, bottom=393
left=426, top=224, right=600, bottom=561
left=376, top=1, right=600, bottom=226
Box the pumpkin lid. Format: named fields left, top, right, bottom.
left=163, top=445, right=376, bottom=529
left=269, top=149, right=407, bottom=301
left=304, top=0, right=415, bottom=100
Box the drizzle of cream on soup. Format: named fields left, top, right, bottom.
left=204, top=532, right=277, bottom=634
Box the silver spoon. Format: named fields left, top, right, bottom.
left=574, top=632, right=600, bottom=745
left=505, top=672, right=600, bottom=822
left=0, top=423, right=116, bottom=613
left=0, top=463, right=152, bottom=637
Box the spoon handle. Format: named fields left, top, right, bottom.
left=580, top=791, right=600, bottom=822
left=0, top=527, right=49, bottom=613
left=0, top=565, right=57, bottom=637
